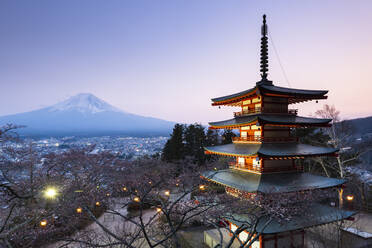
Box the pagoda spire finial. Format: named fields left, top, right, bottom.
left=260, top=14, right=269, bottom=80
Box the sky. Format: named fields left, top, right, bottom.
left=0, top=0, right=371, bottom=124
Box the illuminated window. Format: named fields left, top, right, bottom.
left=238, top=157, right=245, bottom=165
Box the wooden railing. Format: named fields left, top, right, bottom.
left=228, top=162, right=262, bottom=173
left=229, top=162, right=303, bottom=173
left=234, top=108, right=261, bottom=117
left=233, top=108, right=298, bottom=117
left=232, top=136, right=298, bottom=143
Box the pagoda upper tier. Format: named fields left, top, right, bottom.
left=212, top=79, right=328, bottom=106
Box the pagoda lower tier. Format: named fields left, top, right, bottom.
left=208, top=114, right=332, bottom=129
left=228, top=203, right=353, bottom=235
left=202, top=169, right=345, bottom=194
left=218, top=203, right=354, bottom=247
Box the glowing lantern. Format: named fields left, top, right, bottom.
left=156, top=208, right=162, bottom=213
left=199, top=185, right=206, bottom=190
left=76, top=207, right=83, bottom=214
left=346, top=195, right=354, bottom=201
left=95, top=201, right=101, bottom=206
left=164, top=190, right=170, bottom=196
left=123, top=187, right=127, bottom=191
left=133, top=197, right=140, bottom=202
left=44, top=187, right=58, bottom=199
left=40, top=220, right=47, bottom=227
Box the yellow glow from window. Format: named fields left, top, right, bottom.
left=346, top=195, right=354, bottom=201
left=40, top=220, right=47, bottom=227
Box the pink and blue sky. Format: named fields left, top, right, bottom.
left=0, top=0, right=371, bottom=124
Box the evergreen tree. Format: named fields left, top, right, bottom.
left=221, top=129, right=236, bottom=144
left=161, top=124, right=185, bottom=162
left=205, top=129, right=219, bottom=146
left=184, top=123, right=206, bottom=165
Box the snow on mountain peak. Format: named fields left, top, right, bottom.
left=49, top=93, right=123, bottom=114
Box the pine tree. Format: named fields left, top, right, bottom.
left=161, top=124, right=185, bottom=162
left=206, top=128, right=219, bottom=146
left=221, top=129, right=236, bottom=144
left=184, top=123, right=206, bottom=165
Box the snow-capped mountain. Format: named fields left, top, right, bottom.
left=0, top=94, right=175, bottom=137
left=49, top=93, right=122, bottom=114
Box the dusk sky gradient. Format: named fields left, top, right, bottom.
left=1, top=0, right=371, bottom=124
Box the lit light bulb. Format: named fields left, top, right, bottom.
left=346, top=195, right=354, bottom=201
left=133, top=197, right=140, bottom=202
left=44, top=187, right=58, bottom=199
left=164, top=190, right=170, bottom=196
left=95, top=201, right=100, bottom=206
left=76, top=207, right=83, bottom=214
left=40, top=220, right=47, bottom=227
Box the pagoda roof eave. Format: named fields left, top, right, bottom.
left=208, top=115, right=332, bottom=129
left=211, top=86, right=257, bottom=106
left=211, top=83, right=328, bottom=106
left=201, top=169, right=345, bottom=194
left=204, top=143, right=338, bottom=158
left=226, top=203, right=354, bottom=234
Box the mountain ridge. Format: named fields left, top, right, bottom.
left=0, top=93, right=175, bottom=137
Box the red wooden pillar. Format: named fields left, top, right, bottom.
left=260, top=235, right=264, bottom=248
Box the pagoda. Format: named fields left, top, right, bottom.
left=202, top=15, right=354, bottom=247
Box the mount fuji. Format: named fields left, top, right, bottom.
left=0, top=93, right=175, bottom=137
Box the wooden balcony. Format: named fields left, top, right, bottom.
left=229, top=162, right=303, bottom=174
left=228, top=162, right=262, bottom=173
left=232, top=136, right=298, bottom=143
left=233, top=108, right=298, bottom=117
